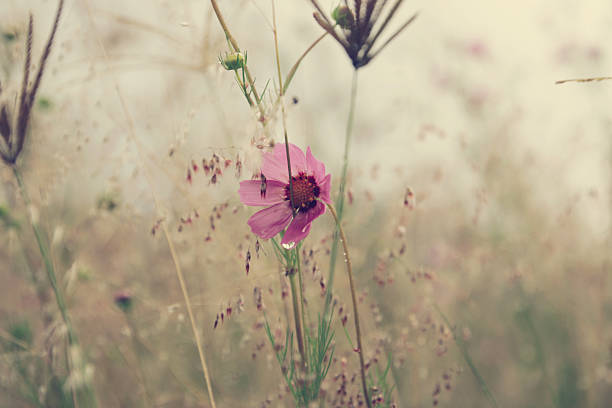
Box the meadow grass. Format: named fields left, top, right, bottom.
left=0, top=1, right=610, bottom=407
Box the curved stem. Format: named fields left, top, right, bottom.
left=435, top=305, right=500, bottom=408
left=282, top=32, right=328, bottom=94
left=326, top=203, right=371, bottom=407
left=324, top=69, right=359, bottom=317
left=265, top=32, right=328, bottom=119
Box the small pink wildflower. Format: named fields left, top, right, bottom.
left=239, top=143, right=332, bottom=246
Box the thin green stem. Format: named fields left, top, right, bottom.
left=281, top=126, right=295, bottom=212
left=269, top=0, right=295, bottom=214
left=434, top=304, right=500, bottom=408
left=264, top=32, right=327, bottom=118
left=233, top=68, right=254, bottom=107
left=326, top=203, right=371, bottom=408
left=324, top=69, right=359, bottom=317
left=14, top=355, right=44, bottom=408
left=272, top=0, right=283, bottom=97
left=12, top=165, right=98, bottom=407
left=295, top=247, right=308, bottom=336
left=210, top=0, right=264, bottom=117
left=12, top=166, right=75, bottom=346
left=515, top=285, right=557, bottom=407
left=282, top=32, right=327, bottom=95
left=124, top=314, right=153, bottom=407
left=289, top=272, right=306, bottom=367
left=271, top=0, right=307, bottom=368
left=64, top=338, right=78, bottom=407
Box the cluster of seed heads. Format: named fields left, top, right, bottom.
left=213, top=295, right=244, bottom=329
left=432, top=369, right=459, bottom=406
left=177, top=208, right=199, bottom=232
left=186, top=152, right=239, bottom=185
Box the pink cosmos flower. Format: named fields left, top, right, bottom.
left=239, top=143, right=332, bottom=246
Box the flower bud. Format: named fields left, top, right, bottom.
left=219, top=52, right=245, bottom=71
left=332, top=5, right=354, bottom=29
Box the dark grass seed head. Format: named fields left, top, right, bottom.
left=310, top=0, right=418, bottom=69
left=0, top=0, right=64, bottom=166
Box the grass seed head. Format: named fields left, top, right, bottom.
left=0, top=0, right=64, bottom=166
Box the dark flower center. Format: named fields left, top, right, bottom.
left=284, top=172, right=320, bottom=211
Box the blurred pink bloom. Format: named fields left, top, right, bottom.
left=239, top=143, right=332, bottom=246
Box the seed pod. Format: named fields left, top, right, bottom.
left=260, top=173, right=267, bottom=198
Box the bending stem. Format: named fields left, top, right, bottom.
left=326, top=203, right=371, bottom=407
left=325, top=69, right=359, bottom=316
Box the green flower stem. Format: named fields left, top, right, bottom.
left=326, top=202, right=371, bottom=408
left=289, top=272, right=306, bottom=367
left=232, top=69, right=254, bottom=107
left=324, top=69, right=359, bottom=317
left=272, top=1, right=308, bottom=369
left=295, top=246, right=309, bottom=337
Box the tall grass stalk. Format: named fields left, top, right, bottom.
left=12, top=167, right=75, bottom=345
left=122, top=313, right=152, bottom=407
left=435, top=304, right=500, bottom=408
left=83, top=2, right=217, bottom=406
left=326, top=202, right=371, bottom=407
left=324, top=69, right=359, bottom=318
left=514, top=285, right=557, bottom=407
left=210, top=0, right=264, bottom=116
left=12, top=166, right=98, bottom=407
left=161, top=223, right=217, bottom=408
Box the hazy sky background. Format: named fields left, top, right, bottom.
left=1, top=0, right=611, bottom=237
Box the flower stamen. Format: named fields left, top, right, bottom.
left=284, top=172, right=320, bottom=211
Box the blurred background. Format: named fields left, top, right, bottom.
left=1, top=0, right=611, bottom=406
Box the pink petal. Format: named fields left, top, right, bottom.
left=285, top=143, right=307, bottom=174
left=306, top=147, right=326, bottom=180
left=239, top=180, right=286, bottom=206
left=261, top=143, right=307, bottom=183
left=281, top=201, right=325, bottom=245
left=318, top=174, right=332, bottom=204
left=247, top=202, right=293, bottom=239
